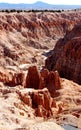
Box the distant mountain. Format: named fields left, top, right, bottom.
left=0, top=1, right=81, bottom=10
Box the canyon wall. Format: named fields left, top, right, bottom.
left=0, top=11, right=81, bottom=67
left=46, top=23, right=81, bottom=84
left=0, top=11, right=81, bottom=129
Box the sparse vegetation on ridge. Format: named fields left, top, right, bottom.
left=0, top=9, right=64, bottom=13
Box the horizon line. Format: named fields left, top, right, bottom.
left=0, top=1, right=81, bottom=6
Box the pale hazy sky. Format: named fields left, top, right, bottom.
left=0, top=0, right=81, bottom=5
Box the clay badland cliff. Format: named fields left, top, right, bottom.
left=0, top=65, right=81, bottom=130
left=0, top=10, right=81, bottom=130
left=0, top=11, right=81, bottom=68
left=46, top=23, right=81, bottom=84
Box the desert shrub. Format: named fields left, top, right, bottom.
left=10, top=9, right=16, bottom=12
left=5, top=9, right=10, bottom=13
left=0, top=9, right=63, bottom=13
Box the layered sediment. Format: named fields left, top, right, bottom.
left=45, top=23, right=81, bottom=84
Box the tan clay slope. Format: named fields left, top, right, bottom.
left=55, top=78, right=81, bottom=127
left=0, top=11, right=81, bottom=68
left=45, top=23, right=81, bottom=84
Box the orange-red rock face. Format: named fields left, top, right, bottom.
left=0, top=67, right=9, bottom=83
left=19, top=88, right=56, bottom=118
left=0, top=11, right=81, bottom=129
left=26, top=66, right=41, bottom=89
left=25, top=66, right=61, bottom=97
left=0, top=67, right=24, bottom=86
left=45, top=23, right=81, bottom=84
left=40, top=70, right=61, bottom=97
left=0, top=11, right=81, bottom=67
left=0, top=65, right=61, bottom=96
left=0, top=67, right=81, bottom=128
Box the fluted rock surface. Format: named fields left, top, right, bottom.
left=40, top=69, right=61, bottom=97
left=45, top=23, right=81, bottom=84
left=19, top=88, right=56, bottom=118
left=0, top=67, right=24, bottom=86
left=0, top=77, right=81, bottom=129
left=0, top=65, right=61, bottom=95
left=25, top=66, right=61, bottom=97
left=0, top=11, right=81, bottom=67
left=26, top=66, right=41, bottom=89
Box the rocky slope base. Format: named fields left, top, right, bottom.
left=0, top=11, right=81, bottom=68
left=46, top=23, right=81, bottom=84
